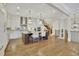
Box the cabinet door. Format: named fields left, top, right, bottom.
left=71, top=31, right=76, bottom=42
left=71, top=31, right=79, bottom=43
left=25, top=34, right=29, bottom=44
left=77, top=32, right=79, bottom=42
left=74, top=32, right=78, bottom=42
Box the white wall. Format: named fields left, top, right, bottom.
left=0, top=4, right=9, bottom=55
left=0, top=10, right=6, bottom=43
left=0, top=4, right=8, bottom=44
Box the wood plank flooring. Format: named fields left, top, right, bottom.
left=5, top=35, right=79, bottom=56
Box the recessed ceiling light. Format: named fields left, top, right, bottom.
left=17, top=6, right=20, bottom=10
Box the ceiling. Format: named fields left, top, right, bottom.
left=5, top=3, right=56, bottom=19
left=64, top=3, right=79, bottom=13
left=4, top=3, right=79, bottom=19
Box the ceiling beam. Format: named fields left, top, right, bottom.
left=46, top=3, right=69, bottom=16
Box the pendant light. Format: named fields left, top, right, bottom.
left=16, top=6, right=20, bottom=15
left=29, top=9, right=31, bottom=20
left=73, top=14, right=76, bottom=24
left=28, top=10, right=32, bottom=24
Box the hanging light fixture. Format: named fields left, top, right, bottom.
left=17, top=6, right=20, bottom=10
left=28, top=9, right=32, bottom=19
left=16, top=6, right=20, bottom=15
left=39, top=13, right=43, bottom=21
left=73, top=14, right=76, bottom=24
left=29, top=10, right=32, bottom=21
left=39, top=13, right=43, bottom=24
left=28, top=9, right=32, bottom=24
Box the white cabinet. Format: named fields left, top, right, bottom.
left=71, top=31, right=79, bottom=43
left=9, top=30, right=21, bottom=39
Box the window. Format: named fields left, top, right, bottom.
left=20, top=17, right=27, bottom=25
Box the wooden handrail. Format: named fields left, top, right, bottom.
left=39, top=19, right=52, bottom=34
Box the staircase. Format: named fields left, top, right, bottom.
left=39, top=19, right=52, bottom=34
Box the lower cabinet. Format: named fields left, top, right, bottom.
left=22, top=33, right=29, bottom=44
left=22, top=33, right=33, bottom=44
left=71, top=31, right=79, bottom=43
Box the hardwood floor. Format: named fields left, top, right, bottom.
left=5, top=35, right=79, bottom=56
